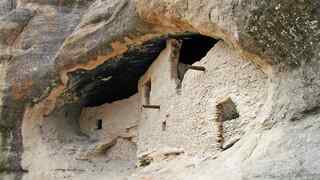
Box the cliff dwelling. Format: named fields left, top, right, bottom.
left=20, top=33, right=268, bottom=180
left=1, top=0, right=319, bottom=180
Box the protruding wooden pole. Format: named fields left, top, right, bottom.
left=187, top=65, right=206, bottom=71
left=142, top=105, right=160, bottom=109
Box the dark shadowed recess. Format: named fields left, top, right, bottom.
left=177, top=34, right=219, bottom=82
left=68, top=33, right=218, bottom=107
left=179, top=34, right=219, bottom=65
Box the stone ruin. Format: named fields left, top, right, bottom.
left=0, top=0, right=320, bottom=180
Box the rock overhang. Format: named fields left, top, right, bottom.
left=66, top=33, right=219, bottom=107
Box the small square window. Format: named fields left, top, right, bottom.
left=217, top=97, right=239, bottom=121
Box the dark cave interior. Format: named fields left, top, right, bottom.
left=178, top=34, right=219, bottom=65
left=67, top=33, right=218, bottom=107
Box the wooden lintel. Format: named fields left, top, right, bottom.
left=142, top=105, right=160, bottom=109
left=187, top=65, right=206, bottom=71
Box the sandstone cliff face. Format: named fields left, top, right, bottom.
left=0, top=0, right=319, bottom=180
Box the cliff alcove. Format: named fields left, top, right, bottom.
left=21, top=33, right=225, bottom=180
left=13, top=33, right=268, bottom=180
left=1, top=0, right=319, bottom=180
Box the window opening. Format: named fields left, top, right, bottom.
left=96, top=119, right=103, bottom=130
left=144, top=80, right=151, bottom=105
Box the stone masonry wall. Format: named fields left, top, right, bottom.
left=137, top=40, right=268, bottom=157
left=79, top=94, right=140, bottom=161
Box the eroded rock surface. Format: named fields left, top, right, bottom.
left=0, top=0, right=319, bottom=179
